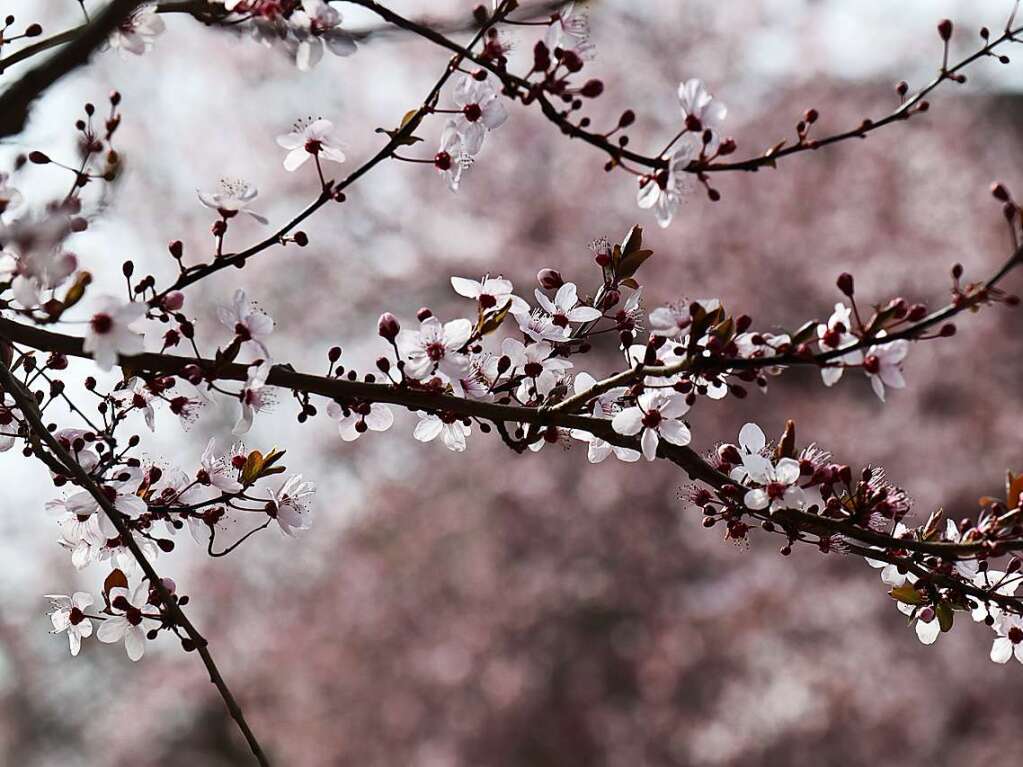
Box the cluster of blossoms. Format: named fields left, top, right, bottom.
left=222, top=0, right=357, bottom=70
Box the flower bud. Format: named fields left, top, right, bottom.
left=937, top=19, right=953, bottom=41
left=537, top=268, right=563, bottom=290
left=377, top=312, right=400, bottom=341
left=836, top=272, right=854, bottom=296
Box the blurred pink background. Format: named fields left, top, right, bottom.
left=2, top=1, right=1022, bottom=764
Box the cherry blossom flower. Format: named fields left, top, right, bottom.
left=413, top=411, right=471, bottom=452
left=910, top=606, right=942, bottom=645
left=637, top=139, right=699, bottom=228
left=0, top=394, right=19, bottom=452
left=197, top=179, right=268, bottom=224
left=865, top=523, right=912, bottom=586
left=217, top=288, right=274, bottom=357
left=435, top=122, right=474, bottom=192
left=234, top=361, right=275, bottom=435
left=45, top=592, right=94, bottom=657
left=738, top=450, right=806, bottom=512
left=648, top=303, right=692, bottom=337
left=326, top=399, right=394, bottom=442
left=612, top=390, right=691, bottom=461
left=990, top=614, right=1023, bottom=664
left=677, top=78, right=727, bottom=138
left=0, top=172, right=24, bottom=224
left=0, top=247, right=77, bottom=308
left=111, top=377, right=156, bottom=432
left=970, top=569, right=1020, bottom=623
left=199, top=438, right=243, bottom=493
left=500, top=338, right=573, bottom=401
left=97, top=582, right=156, bottom=661
left=450, top=275, right=529, bottom=315
left=517, top=308, right=571, bottom=343
left=54, top=428, right=100, bottom=473
left=817, top=303, right=863, bottom=386
left=266, top=475, right=316, bottom=536
left=82, top=297, right=145, bottom=371
left=396, top=316, right=473, bottom=381
left=47, top=492, right=108, bottom=568
left=451, top=75, right=508, bottom=155
left=569, top=373, right=640, bottom=463
left=864, top=338, right=909, bottom=402
left=545, top=2, right=594, bottom=58
left=531, top=282, right=602, bottom=340
left=276, top=117, right=346, bottom=172
left=107, top=4, right=165, bottom=57
left=289, top=0, right=357, bottom=71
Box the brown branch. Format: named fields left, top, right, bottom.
left=0, top=359, right=271, bottom=767
left=0, top=0, right=147, bottom=139
left=3, top=314, right=1022, bottom=566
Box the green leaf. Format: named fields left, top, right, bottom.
left=936, top=601, right=954, bottom=632
left=890, top=584, right=924, bottom=605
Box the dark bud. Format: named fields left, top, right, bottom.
left=907, top=304, right=928, bottom=321
left=416, top=307, right=432, bottom=322
left=533, top=40, right=550, bottom=70
left=293, top=230, right=309, bottom=247
left=718, top=138, right=737, bottom=156
left=562, top=49, right=583, bottom=72
left=619, top=109, right=636, bottom=128
left=937, top=19, right=953, bottom=42
left=328, top=346, right=342, bottom=362
left=168, top=240, right=183, bottom=259
left=110, top=90, right=122, bottom=106
left=375, top=356, right=390, bottom=373
left=28, top=151, right=51, bottom=165
left=939, top=323, right=956, bottom=337
left=805, top=108, right=819, bottom=123
left=537, top=268, right=563, bottom=290
left=25, top=23, right=42, bottom=37
left=157, top=538, right=175, bottom=553
left=122, top=261, right=134, bottom=278
left=991, top=182, right=1011, bottom=202
left=377, top=312, right=400, bottom=340
left=579, top=79, right=604, bottom=98
left=836, top=272, right=854, bottom=296
left=951, top=263, right=964, bottom=280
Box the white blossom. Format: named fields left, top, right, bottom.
left=451, top=75, right=508, bottom=155
left=637, top=139, right=699, bottom=228
left=107, top=4, right=165, bottom=57
left=267, top=475, right=315, bottom=536
left=396, top=316, right=473, bottom=382
left=677, top=78, right=727, bottom=140
left=276, top=117, right=346, bottom=172
left=234, top=361, right=275, bottom=436
left=198, top=179, right=268, bottom=224
left=864, top=337, right=909, bottom=402
left=0, top=246, right=77, bottom=309
left=990, top=613, right=1023, bottom=664
left=217, top=288, right=274, bottom=357
left=326, top=400, right=394, bottom=442
left=199, top=438, right=243, bottom=493
left=817, top=303, right=863, bottom=386
left=289, top=0, right=357, bottom=71
left=612, top=389, right=691, bottom=461
left=45, top=592, right=94, bottom=657
left=451, top=275, right=529, bottom=315
left=97, top=582, right=156, bottom=661
left=413, top=411, right=471, bottom=452
left=82, top=297, right=145, bottom=371
left=569, top=373, right=640, bottom=463
left=527, top=282, right=602, bottom=341
left=436, top=122, right=474, bottom=192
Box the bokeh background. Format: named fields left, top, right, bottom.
left=2, top=1, right=1023, bottom=764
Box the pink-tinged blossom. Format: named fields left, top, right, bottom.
left=677, top=78, right=727, bottom=138
left=864, top=338, right=909, bottom=402
left=569, top=373, right=640, bottom=463
left=234, top=361, right=275, bottom=436
left=451, top=75, right=509, bottom=155
left=435, top=122, right=474, bottom=192
left=413, top=412, right=471, bottom=452
left=45, top=592, right=94, bottom=657
left=197, top=179, right=268, bottom=224
left=612, top=390, right=691, bottom=461
left=267, top=475, right=316, bottom=536
left=326, top=400, right=394, bottom=442
left=990, top=614, right=1023, bottom=664
left=0, top=247, right=77, bottom=309
left=110, top=377, right=156, bottom=432
left=529, top=282, right=602, bottom=341
left=217, top=288, right=274, bottom=357
left=637, top=139, right=699, bottom=228
left=0, top=172, right=24, bottom=224
left=499, top=338, right=573, bottom=402
left=107, top=4, right=165, bottom=57
left=450, top=275, right=529, bottom=315
left=817, top=302, right=863, bottom=386
left=544, top=2, right=594, bottom=58
left=97, top=582, right=156, bottom=662
left=276, top=117, right=346, bottom=172
left=289, top=0, right=357, bottom=71
left=396, top=316, right=473, bottom=381
left=82, top=297, right=145, bottom=371
left=199, top=438, right=243, bottom=493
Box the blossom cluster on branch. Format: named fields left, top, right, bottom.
left=2, top=1, right=1023, bottom=763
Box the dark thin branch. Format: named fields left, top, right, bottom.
left=0, top=359, right=271, bottom=767
left=0, top=0, right=145, bottom=139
